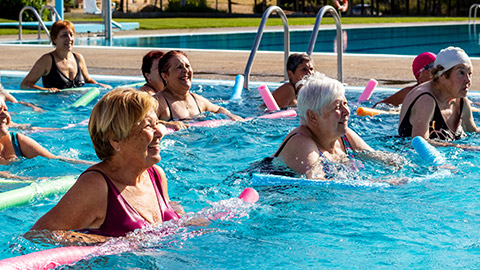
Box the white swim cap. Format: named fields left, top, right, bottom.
left=433, top=47, right=472, bottom=78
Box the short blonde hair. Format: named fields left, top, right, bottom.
left=89, top=88, right=158, bottom=160
left=297, top=73, right=345, bottom=125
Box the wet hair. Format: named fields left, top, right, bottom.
left=89, top=88, right=158, bottom=160
left=141, top=50, right=165, bottom=81
left=287, top=53, right=313, bottom=73
left=50, top=20, right=75, bottom=46
left=158, top=50, right=189, bottom=84
left=297, top=73, right=344, bottom=125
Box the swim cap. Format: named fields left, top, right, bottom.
left=412, top=52, right=436, bottom=79
left=434, top=47, right=472, bottom=78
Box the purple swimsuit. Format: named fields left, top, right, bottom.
left=81, top=167, right=180, bottom=237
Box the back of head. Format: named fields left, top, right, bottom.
left=50, top=20, right=75, bottom=45
left=287, top=53, right=313, bottom=73
left=141, top=50, right=165, bottom=81
left=412, top=52, right=436, bottom=80
left=89, top=88, right=158, bottom=160
left=297, top=73, right=345, bottom=125
left=432, top=46, right=472, bottom=78
left=158, top=50, right=188, bottom=76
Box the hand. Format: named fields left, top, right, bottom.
left=166, top=121, right=189, bottom=130
left=97, top=83, right=112, bottom=89
left=169, top=201, right=185, bottom=215
left=45, top=87, right=61, bottom=93
left=229, top=114, right=244, bottom=121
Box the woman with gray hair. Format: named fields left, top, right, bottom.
left=271, top=73, right=372, bottom=179
left=271, top=53, right=314, bottom=108
left=398, top=47, right=480, bottom=142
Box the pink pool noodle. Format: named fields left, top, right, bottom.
left=258, top=85, right=280, bottom=111
left=0, top=246, right=95, bottom=270
left=164, top=109, right=297, bottom=135
left=238, top=188, right=259, bottom=204
left=358, top=79, right=378, bottom=102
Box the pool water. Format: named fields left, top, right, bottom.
left=5, top=24, right=480, bottom=57
left=2, top=73, right=480, bottom=268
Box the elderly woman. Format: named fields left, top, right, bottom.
left=139, top=50, right=165, bottom=95
left=28, top=89, right=182, bottom=243
left=20, top=20, right=110, bottom=92
left=398, top=47, right=479, bottom=141
left=272, top=73, right=373, bottom=179
left=271, top=53, right=314, bottom=108
left=154, top=51, right=242, bottom=130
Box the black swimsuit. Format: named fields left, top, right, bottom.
left=164, top=93, right=202, bottom=121
left=42, top=53, right=86, bottom=89
left=398, top=92, right=465, bottom=140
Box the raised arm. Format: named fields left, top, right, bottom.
left=20, top=54, right=60, bottom=92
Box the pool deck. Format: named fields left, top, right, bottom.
left=1, top=21, right=479, bottom=90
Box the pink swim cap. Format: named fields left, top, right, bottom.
left=412, top=52, right=436, bottom=79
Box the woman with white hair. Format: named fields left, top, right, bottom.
left=272, top=73, right=373, bottom=179
left=399, top=46, right=480, bottom=141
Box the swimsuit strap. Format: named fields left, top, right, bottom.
left=341, top=135, right=355, bottom=158
left=10, top=132, right=23, bottom=157
left=163, top=95, right=174, bottom=121
left=273, top=132, right=305, bottom=157
left=190, top=93, right=202, bottom=114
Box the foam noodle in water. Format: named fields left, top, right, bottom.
left=411, top=136, right=446, bottom=166
left=258, top=85, right=280, bottom=111
left=356, top=107, right=398, bottom=117
left=358, top=79, right=378, bottom=102
left=229, top=74, right=244, bottom=100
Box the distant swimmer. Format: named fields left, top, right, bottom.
left=139, top=50, right=165, bottom=95
left=271, top=53, right=314, bottom=108
left=27, top=89, right=184, bottom=243
left=154, top=50, right=243, bottom=130
left=373, top=52, right=436, bottom=108
left=398, top=47, right=480, bottom=147
left=20, top=20, right=111, bottom=92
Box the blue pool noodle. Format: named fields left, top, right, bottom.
left=411, top=136, right=446, bottom=166
left=229, top=74, right=244, bottom=100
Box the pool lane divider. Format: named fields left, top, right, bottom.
left=0, top=187, right=259, bottom=269
left=358, top=79, right=378, bottom=102
left=164, top=109, right=297, bottom=135
left=258, top=85, right=280, bottom=111
left=229, top=75, right=244, bottom=100
left=0, top=175, right=76, bottom=211
left=4, top=86, right=97, bottom=94
left=411, top=136, right=446, bottom=166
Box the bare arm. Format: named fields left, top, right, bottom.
left=461, top=98, right=480, bottom=133
left=20, top=54, right=60, bottom=92
left=277, top=133, right=323, bottom=178
left=408, top=94, right=436, bottom=139
left=372, top=86, right=414, bottom=108
left=156, top=165, right=185, bottom=215
left=272, top=83, right=296, bottom=108
left=195, top=93, right=243, bottom=121
left=76, top=53, right=111, bottom=89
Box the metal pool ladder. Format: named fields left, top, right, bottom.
left=307, top=5, right=343, bottom=83
left=243, top=6, right=290, bottom=90
left=18, top=6, right=54, bottom=40
left=469, top=4, right=480, bottom=24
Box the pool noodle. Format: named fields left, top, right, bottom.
left=258, top=85, right=280, bottom=111
left=117, top=82, right=144, bottom=89
left=165, top=109, right=297, bottom=134
left=229, top=75, right=244, bottom=100
left=4, top=87, right=96, bottom=94
left=0, top=187, right=258, bottom=269
left=411, top=136, right=446, bottom=166
left=0, top=178, right=34, bottom=184
left=0, top=175, right=76, bottom=211
left=67, top=88, right=100, bottom=109
left=358, top=79, right=378, bottom=102
left=356, top=107, right=398, bottom=117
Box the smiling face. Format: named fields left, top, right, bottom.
left=118, top=109, right=165, bottom=167
left=53, top=28, right=75, bottom=51
left=289, top=60, right=314, bottom=86
left=0, top=99, right=11, bottom=137
left=442, top=63, right=472, bottom=98
left=317, top=96, right=350, bottom=137
left=161, top=55, right=193, bottom=93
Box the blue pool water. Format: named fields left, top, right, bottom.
left=2, top=72, right=480, bottom=268
left=4, top=23, right=480, bottom=57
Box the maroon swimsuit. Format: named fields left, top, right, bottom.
left=80, top=167, right=180, bottom=237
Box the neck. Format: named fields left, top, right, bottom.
left=100, top=158, right=149, bottom=186
left=165, top=87, right=189, bottom=100
left=54, top=49, right=70, bottom=60
left=431, top=81, right=455, bottom=105
left=305, top=124, right=338, bottom=154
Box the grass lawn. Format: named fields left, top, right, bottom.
left=0, top=16, right=469, bottom=34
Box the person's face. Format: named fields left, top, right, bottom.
left=120, top=109, right=166, bottom=166
left=146, top=57, right=164, bottom=90
left=161, top=55, right=193, bottom=92
left=54, top=28, right=74, bottom=50
left=417, top=62, right=434, bottom=84
left=318, top=96, right=350, bottom=137
left=443, top=63, right=472, bottom=98
left=0, top=100, right=11, bottom=136
left=290, top=60, right=314, bottom=85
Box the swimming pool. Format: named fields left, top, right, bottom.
left=2, top=72, right=480, bottom=268
left=4, top=23, right=480, bottom=57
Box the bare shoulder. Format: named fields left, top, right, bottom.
left=74, top=169, right=108, bottom=193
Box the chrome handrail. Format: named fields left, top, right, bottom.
left=469, top=4, right=480, bottom=24
left=243, top=6, right=289, bottom=89
left=38, top=5, right=61, bottom=37
left=307, top=5, right=343, bottom=83
left=18, top=6, right=50, bottom=40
